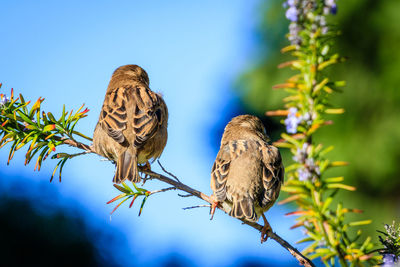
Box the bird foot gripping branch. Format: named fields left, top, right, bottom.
left=209, top=194, right=219, bottom=220
left=260, top=214, right=272, bottom=244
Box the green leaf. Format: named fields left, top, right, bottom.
left=114, top=184, right=131, bottom=194
left=349, top=220, right=372, bottom=227
left=47, top=112, right=57, bottom=122
left=50, top=159, right=63, bottom=182
left=325, top=108, right=345, bottom=114
left=321, top=197, right=333, bottom=212
left=16, top=110, right=32, bottom=124
left=326, top=183, right=356, bottom=191
left=122, top=182, right=134, bottom=193
left=71, top=131, right=93, bottom=141
left=319, top=145, right=334, bottom=156
left=324, top=177, right=344, bottom=183
left=107, top=193, right=127, bottom=204
left=274, top=142, right=294, bottom=149
left=61, top=104, right=66, bottom=126
left=321, top=44, right=330, bottom=56
left=281, top=133, right=301, bottom=146
left=334, top=80, right=346, bottom=87
left=359, top=236, right=372, bottom=251
left=58, top=157, right=68, bottom=182
left=138, top=195, right=149, bottom=216
left=110, top=197, right=130, bottom=215
left=24, top=124, right=37, bottom=130
left=42, top=111, right=48, bottom=123
left=282, top=185, right=308, bottom=194
left=296, top=237, right=314, bottom=244
left=313, top=78, right=329, bottom=95
left=43, top=124, right=56, bottom=132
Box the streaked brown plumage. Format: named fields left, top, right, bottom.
left=93, top=65, right=168, bottom=183
left=210, top=115, right=284, bottom=242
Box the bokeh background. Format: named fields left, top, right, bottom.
left=0, top=0, right=399, bottom=266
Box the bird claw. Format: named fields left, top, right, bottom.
left=143, top=161, right=151, bottom=171
left=139, top=161, right=152, bottom=183
left=261, top=226, right=271, bottom=243
left=209, top=195, right=219, bottom=220
left=260, top=213, right=272, bottom=243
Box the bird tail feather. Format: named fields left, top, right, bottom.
left=114, top=149, right=140, bottom=183
left=229, top=198, right=257, bottom=222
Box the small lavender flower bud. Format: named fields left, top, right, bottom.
left=285, top=107, right=301, bottom=134
left=0, top=94, right=10, bottom=106
left=286, top=6, right=299, bottom=22
left=382, top=254, right=397, bottom=267
left=299, top=168, right=312, bottom=181
left=325, top=0, right=335, bottom=6
left=330, top=4, right=337, bottom=14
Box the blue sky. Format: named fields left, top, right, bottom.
left=0, top=1, right=304, bottom=266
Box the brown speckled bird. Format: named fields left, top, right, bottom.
left=93, top=65, right=168, bottom=183
left=210, top=115, right=284, bottom=242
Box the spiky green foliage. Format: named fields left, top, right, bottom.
left=267, top=0, right=381, bottom=265
left=0, top=85, right=91, bottom=181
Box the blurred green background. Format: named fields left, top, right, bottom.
left=233, top=0, right=400, bottom=239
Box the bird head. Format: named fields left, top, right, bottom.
left=222, top=115, right=270, bottom=144
left=111, top=64, right=150, bottom=86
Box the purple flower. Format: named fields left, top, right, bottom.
left=305, top=158, right=321, bottom=175
left=289, top=22, right=302, bottom=45
left=286, top=6, right=298, bottom=22
left=330, top=4, right=337, bottom=14
left=0, top=94, right=10, bottom=106
left=301, top=112, right=314, bottom=125
left=299, top=168, right=312, bottom=181
left=284, top=107, right=301, bottom=134
left=383, top=254, right=398, bottom=267
left=293, top=143, right=310, bottom=163
left=325, top=0, right=337, bottom=14
left=325, top=0, right=335, bottom=6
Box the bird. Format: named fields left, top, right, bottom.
left=92, top=64, right=168, bottom=183
left=210, top=115, right=284, bottom=243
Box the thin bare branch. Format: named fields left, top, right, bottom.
left=183, top=204, right=211, bottom=210
left=54, top=135, right=95, bottom=153
left=178, top=193, right=194, bottom=198
left=142, top=169, right=315, bottom=267
left=60, top=138, right=315, bottom=267
left=157, top=160, right=181, bottom=183
left=149, top=187, right=177, bottom=195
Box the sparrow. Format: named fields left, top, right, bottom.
left=210, top=115, right=284, bottom=243
left=93, top=65, right=168, bottom=183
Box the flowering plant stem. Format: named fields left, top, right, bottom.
left=266, top=0, right=381, bottom=266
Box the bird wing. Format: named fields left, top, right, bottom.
left=210, top=140, right=249, bottom=202
left=131, top=85, right=165, bottom=149
left=98, top=87, right=128, bottom=144
left=99, top=85, right=165, bottom=147
left=211, top=140, right=263, bottom=222
left=260, top=144, right=285, bottom=207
